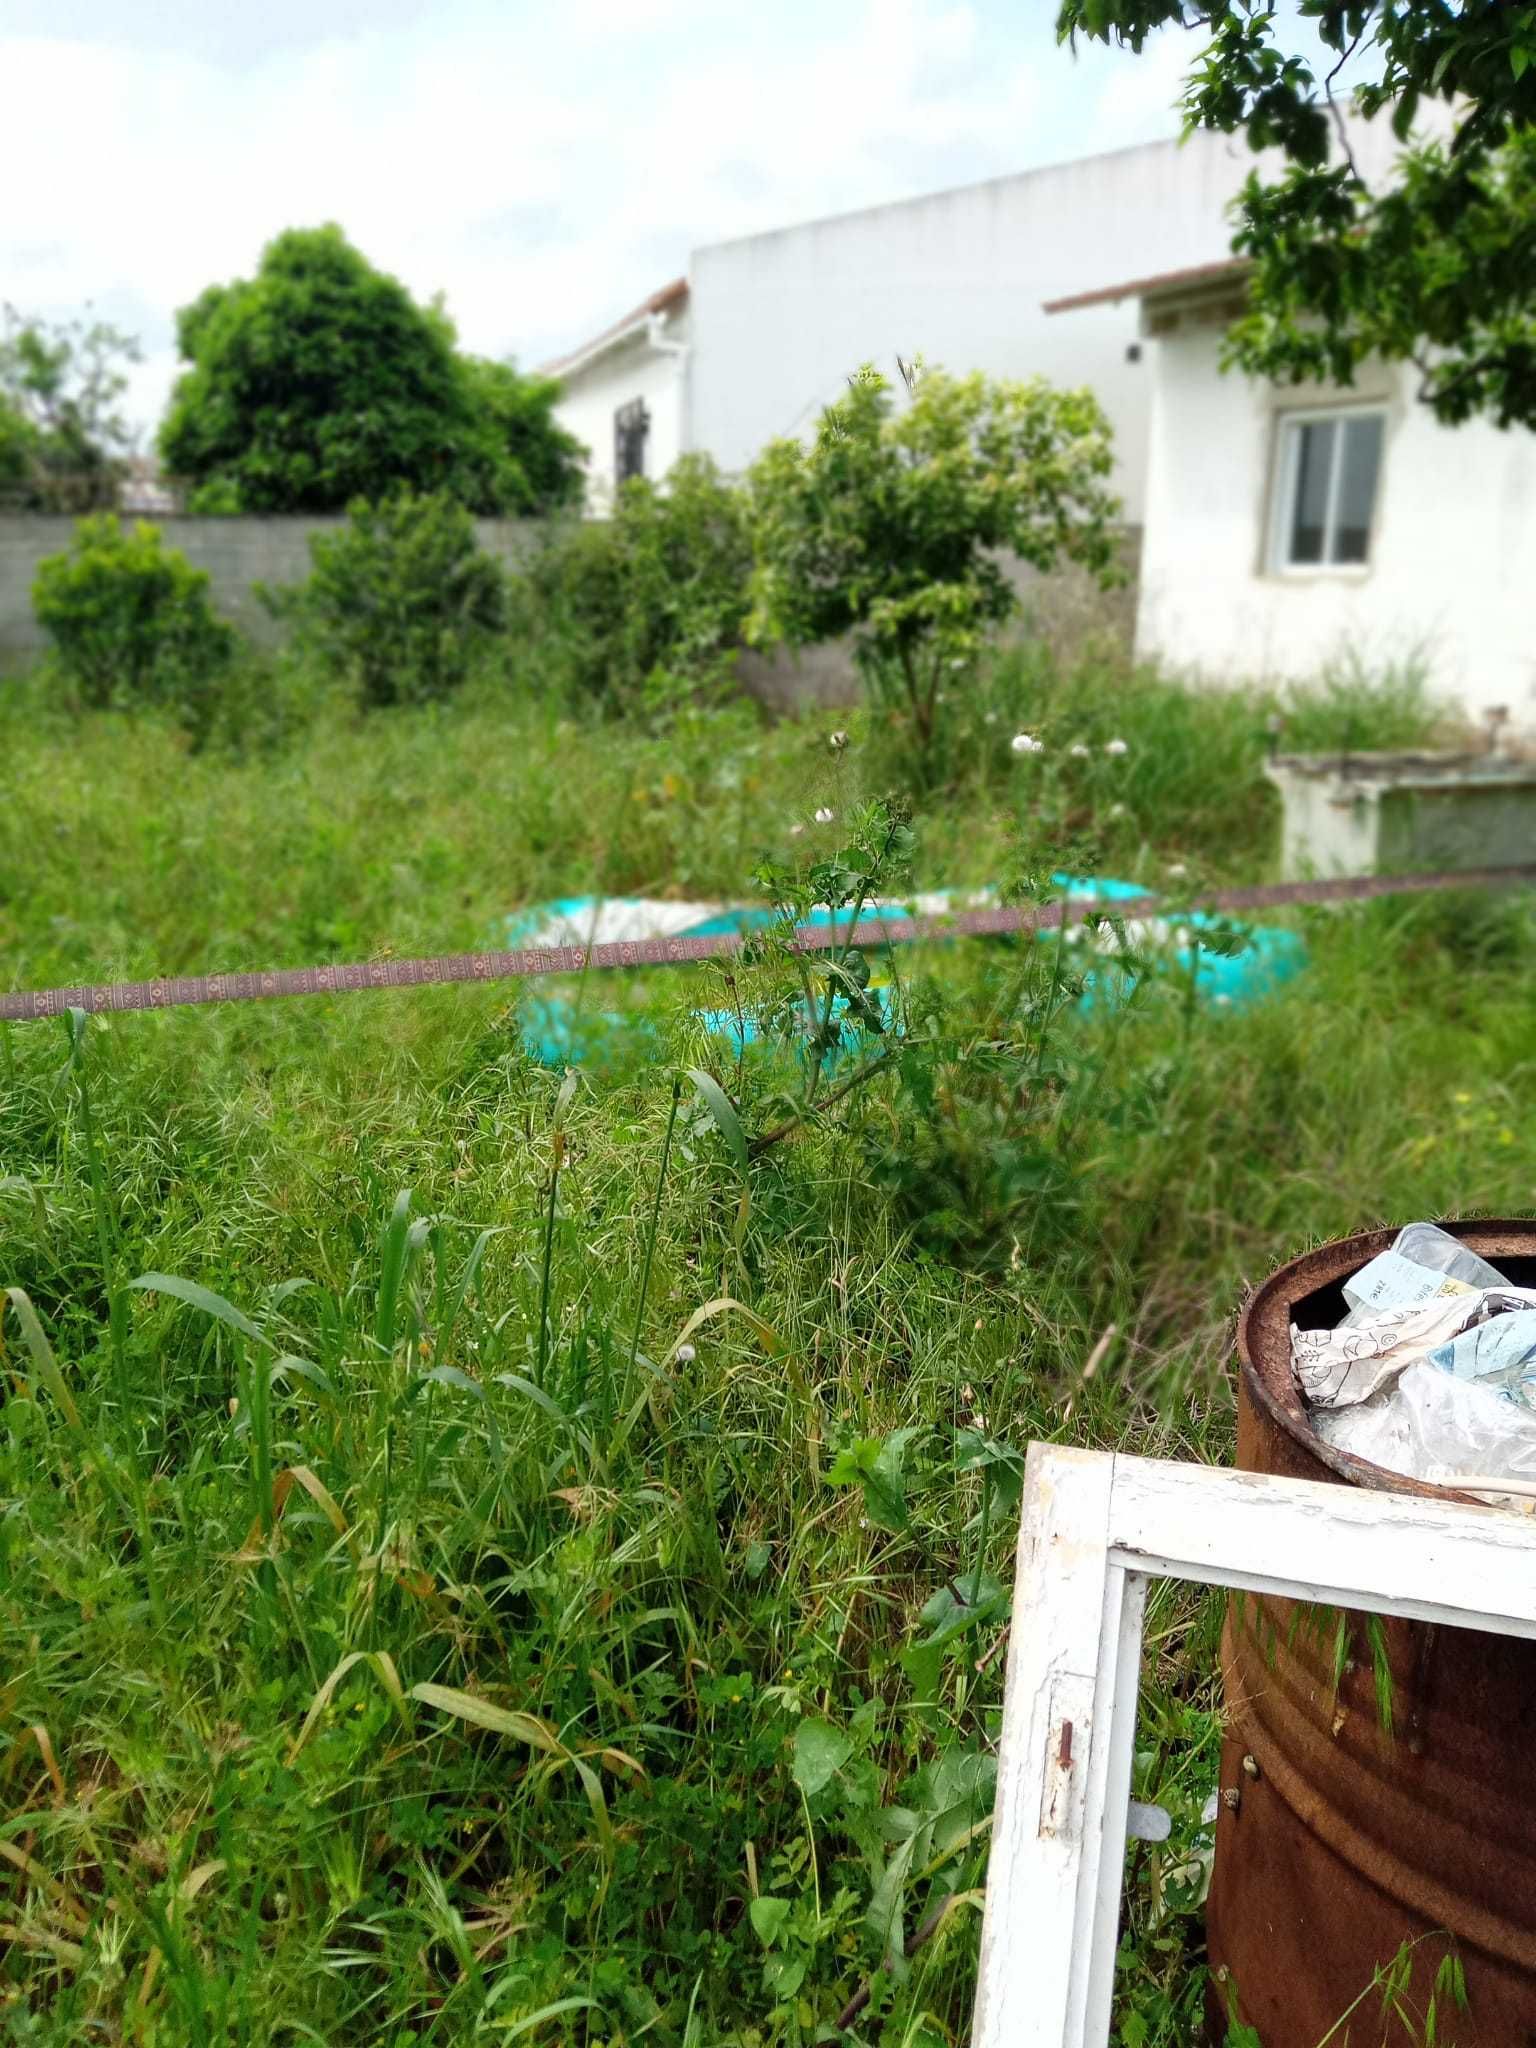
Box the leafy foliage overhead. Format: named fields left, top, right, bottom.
left=158, top=226, right=584, bottom=515
left=1057, top=2, right=1536, bottom=428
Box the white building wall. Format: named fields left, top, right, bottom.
left=1136, top=323, right=1536, bottom=723
left=687, top=131, right=1273, bottom=518
left=553, top=311, right=690, bottom=510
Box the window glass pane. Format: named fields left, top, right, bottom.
left=1331, top=414, right=1384, bottom=563
left=1288, top=419, right=1334, bottom=564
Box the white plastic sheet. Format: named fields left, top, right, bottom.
left=1314, top=1363, right=1536, bottom=1504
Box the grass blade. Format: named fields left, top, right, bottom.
left=407, top=1683, right=563, bottom=1754
left=686, top=1068, right=749, bottom=1175
left=375, top=1189, right=418, bottom=1355
left=668, top=1297, right=784, bottom=1361
left=131, top=1272, right=269, bottom=1348
left=3, top=1288, right=80, bottom=1431
left=289, top=1649, right=406, bottom=1760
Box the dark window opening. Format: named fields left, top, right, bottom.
left=614, top=399, right=650, bottom=485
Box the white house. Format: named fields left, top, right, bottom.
left=543, top=276, right=690, bottom=507
left=1048, top=258, right=1536, bottom=723
left=684, top=130, right=1280, bottom=519
left=543, top=113, right=1525, bottom=724
left=547, top=131, right=1273, bottom=520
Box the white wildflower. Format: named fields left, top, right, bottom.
left=1011, top=733, right=1045, bottom=756
left=1069, top=742, right=1091, bottom=759
left=676, top=1342, right=697, bottom=1363
left=814, top=806, right=835, bottom=824
left=1104, top=737, right=1129, bottom=757
left=789, top=822, right=805, bottom=837
left=828, top=730, right=849, bottom=750
left=1166, top=861, right=1188, bottom=879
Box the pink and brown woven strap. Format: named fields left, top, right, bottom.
left=4, top=864, right=1534, bottom=1023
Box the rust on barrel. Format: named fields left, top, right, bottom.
left=1207, top=1221, right=1536, bottom=2046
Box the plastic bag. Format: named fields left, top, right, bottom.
left=1339, top=1222, right=1510, bottom=1329
left=1314, top=1362, right=1536, bottom=1501
left=1429, top=1309, right=1536, bottom=1405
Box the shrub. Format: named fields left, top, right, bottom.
left=526, top=453, right=752, bottom=715
left=290, top=492, right=508, bottom=710
left=31, top=514, right=236, bottom=715
left=747, top=363, right=1121, bottom=762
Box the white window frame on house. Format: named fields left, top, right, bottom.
left=1267, top=403, right=1387, bottom=576
left=970, top=1444, right=1536, bottom=2048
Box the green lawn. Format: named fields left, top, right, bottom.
left=2, top=649, right=1532, bottom=2046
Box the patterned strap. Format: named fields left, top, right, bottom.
left=4, top=865, right=1534, bottom=1023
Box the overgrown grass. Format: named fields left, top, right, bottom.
left=2, top=644, right=1526, bottom=2046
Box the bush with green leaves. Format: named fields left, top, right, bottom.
left=288, top=491, right=508, bottom=711
left=526, top=453, right=752, bottom=715
left=747, top=363, right=1121, bottom=759
left=31, top=513, right=237, bottom=719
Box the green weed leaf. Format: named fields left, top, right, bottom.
left=749, top=1896, right=791, bottom=1947
left=919, top=1570, right=1008, bottom=1648
left=792, top=1718, right=851, bottom=1795
left=827, top=1426, right=921, bottom=1532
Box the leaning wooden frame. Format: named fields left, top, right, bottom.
left=971, top=1444, right=1536, bottom=2048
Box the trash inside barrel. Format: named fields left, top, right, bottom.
left=1209, top=1221, right=1536, bottom=2047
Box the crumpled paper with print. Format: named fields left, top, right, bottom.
left=1293, top=1287, right=1536, bottom=1409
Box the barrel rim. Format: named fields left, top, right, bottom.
left=1235, top=1218, right=1536, bottom=1504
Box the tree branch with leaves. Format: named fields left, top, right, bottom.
left=1058, top=2, right=1536, bottom=429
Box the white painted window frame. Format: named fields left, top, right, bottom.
left=1266, top=403, right=1387, bottom=575
left=971, top=1444, right=1536, bottom=2048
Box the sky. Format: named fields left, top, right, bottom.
left=0, top=0, right=1252, bottom=437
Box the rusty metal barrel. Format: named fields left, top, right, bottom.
left=1207, top=1220, right=1536, bottom=2045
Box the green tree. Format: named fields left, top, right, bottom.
left=528, top=453, right=753, bottom=716
left=746, top=364, right=1119, bottom=753
left=1057, top=3, right=1536, bottom=429
left=158, top=226, right=583, bottom=514
left=0, top=306, right=141, bottom=511
left=461, top=356, right=585, bottom=516
left=285, top=492, right=509, bottom=710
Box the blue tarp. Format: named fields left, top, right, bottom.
left=503, top=879, right=1308, bottom=1067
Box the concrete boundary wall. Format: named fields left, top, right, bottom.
left=0, top=514, right=539, bottom=664
left=738, top=528, right=1143, bottom=711
left=1, top=514, right=1138, bottom=706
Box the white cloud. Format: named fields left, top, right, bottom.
left=0, top=1, right=1187, bottom=432
left=1085, top=19, right=1201, bottom=149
